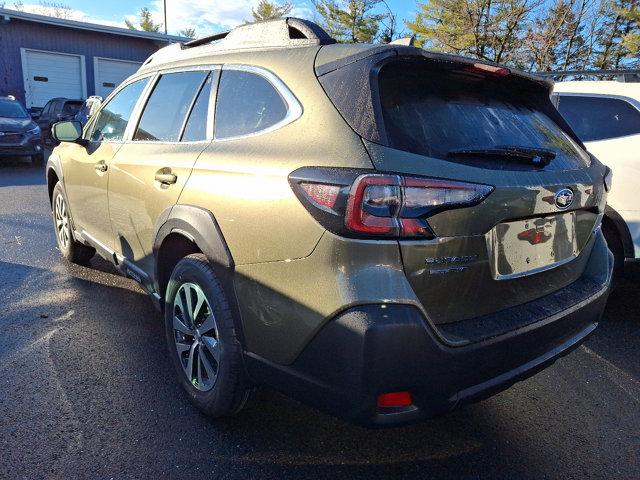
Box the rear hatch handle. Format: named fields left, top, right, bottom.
left=447, top=145, right=556, bottom=167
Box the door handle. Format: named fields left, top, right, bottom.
left=95, top=161, right=107, bottom=172
left=155, top=172, right=177, bottom=185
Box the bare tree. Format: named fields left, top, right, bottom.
left=406, top=0, right=541, bottom=66
left=35, top=1, right=74, bottom=19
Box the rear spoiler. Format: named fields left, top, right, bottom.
left=315, top=45, right=554, bottom=91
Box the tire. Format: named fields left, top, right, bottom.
left=51, top=182, right=96, bottom=264
left=603, top=220, right=624, bottom=287
left=164, top=253, right=250, bottom=418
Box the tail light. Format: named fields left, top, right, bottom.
left=466, top=63, right=510, bottom=77
left=290, top=168, right=493, bottom=239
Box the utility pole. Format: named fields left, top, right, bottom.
left=163, top=0, right=167, bottom=34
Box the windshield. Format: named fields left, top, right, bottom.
left=0, top=100, right=29, bottom=119
left=378, top=60, right=590, bottom=171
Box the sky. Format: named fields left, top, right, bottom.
left=8, top=0, right=418, bottom=37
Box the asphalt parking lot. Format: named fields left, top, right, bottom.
left=1, top=160, right=639, bottom=479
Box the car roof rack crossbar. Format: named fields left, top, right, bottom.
left=538, top=69, right=640, bottom=83
left=180, top=18, right=335, bottom=51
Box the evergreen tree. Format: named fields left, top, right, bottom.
left=594, top=0, right=639, bottom=67
left=179, top=28, right=197, bottom=38
left=250, top=0, right=294, bottom=21
left=313, top=0, right=386, bottom=43
left=125, top=7, right=162, bottom=32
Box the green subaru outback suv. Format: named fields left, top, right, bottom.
left=46, top=18, right=613, bottom=427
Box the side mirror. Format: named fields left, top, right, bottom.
left=52, top=120, right=87, bottom=146
left=30, top=110, right=40, bottom=120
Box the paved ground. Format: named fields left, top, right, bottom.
left=0, top=160, right=639, bottom=480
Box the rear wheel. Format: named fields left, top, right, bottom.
left=51, top=182, right=95, bottom=264
left=164, top=254, right=250, bottom=417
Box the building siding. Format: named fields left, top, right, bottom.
left=0, top=18, right=164, bottom=104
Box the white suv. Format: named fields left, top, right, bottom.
left=553, top=79, right=640, bottom=275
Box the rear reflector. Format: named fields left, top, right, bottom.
left=377, top=391, right=413, bottom=408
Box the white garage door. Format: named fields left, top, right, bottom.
left=22, top=49, right=85, bottom=108
left=94, top=58, right=141, bottom=99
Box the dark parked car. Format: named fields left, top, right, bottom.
left=36, top=97, right=83, bottom=146
left=0, top=95, right=44, bottom=164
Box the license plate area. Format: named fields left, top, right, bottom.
left=486, top=212, right=579, bottom=280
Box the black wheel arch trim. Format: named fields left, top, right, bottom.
left=153, top=204, right=247, bottom=352
left=604, top=205, right=634, bottom=259
left=153, top=204, right=234, bottom=273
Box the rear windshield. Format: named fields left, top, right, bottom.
left=378, top=61, right=590, bottom=170
left=63, top=101, right=82, bottom=116
left=0, top=100, right=28, bottom=118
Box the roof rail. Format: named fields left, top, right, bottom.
left=538, top=69, right=640, bottom=83
left=182, top=30, right=230, bottom=49
left=180, top=17, right=335, bottom=51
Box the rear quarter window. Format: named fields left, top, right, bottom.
left=214, top=70, right=288, bottom=140
left=557, top=95, right=640, bottom=142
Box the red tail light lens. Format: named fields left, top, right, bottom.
left=466, top=63, right=510, bottom=77
left=290, top=168, right=494, bottom=240
left=346, top=174, right=493, bottom=238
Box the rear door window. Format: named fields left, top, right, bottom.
left=41, top=100, right=54, bottom=119
left=377, top=60, right=589, bottom=170
left=91, top=77, right=148, bottom=142
left=62, top=101, right=82, bottom=116
left=214, top=70, right=288, bottom=139
left=181, top=73, right=213, bottom=142
left=134, top=71, right=208, bottom=142
left=557, top=95, right=640, bottom=141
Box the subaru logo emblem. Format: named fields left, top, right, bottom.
left=554, top=188, right=574, bottom=210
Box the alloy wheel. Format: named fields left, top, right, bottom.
left=54, top=193, right=70, bottom=249
left=173, top=282, right=221, bottom=391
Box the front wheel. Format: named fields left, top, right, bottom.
left=164, top=254, right=250, bottom=417
left=51, top=182, right=95, bottom=264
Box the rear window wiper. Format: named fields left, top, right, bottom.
left=447, top=145, right=556, bottom=167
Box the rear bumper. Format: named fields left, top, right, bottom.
left=245, top=232, right=613, bottom=427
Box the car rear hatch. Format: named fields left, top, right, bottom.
left=316, top=47, right=608, bottom=326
